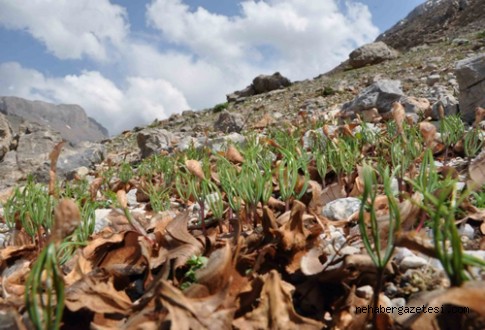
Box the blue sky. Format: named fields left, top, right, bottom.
left=0, top=0, right=425, bottom=134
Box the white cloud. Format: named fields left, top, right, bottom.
left=0, top=62, right=189, bottom=134
left=146, top=0, right=379, bottom=79
left=0, top=0, right=128, bottom=60
left=0, top=0, right=380, bottom=135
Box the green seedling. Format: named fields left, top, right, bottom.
left=440, top=114, right=465, bottom=162
left=4, top=177, right=56, bottom=244
left=464, top=127, right=484, bottom=159
left=277, top=149, right=310, bottom=211
left=145, top=182, right=171, bottom=213
left=359, top=164, right=400, bottom=328
left=119, top=162, right=134, bottom=184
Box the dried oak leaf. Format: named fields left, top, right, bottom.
left=468, top=148, right=485, bottom=191
left=392, top=102, right=406, bottom=139
left=273, top=200, right=309, bottom=252
left=52, top=198, right=81, bottom=243
left=128, top=279, right=233, bottom=330
left=320, top=182, right=346, bottom=206
left=398, top=281, right=485, bottom=329
left=186, top=159, right=205, bottom=180
left=165, top=211, right=205, bottom=269
left=233, top=270, right=323, bottom=330
left=419, top=121, right=437, bottom=149
left=48, top=141, right=64, bottom=197
left=225, top=145, right=244, bottom=164
left=65, top=269, right=132, bottom=315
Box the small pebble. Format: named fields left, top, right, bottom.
left=356, top=285, right=373, bottom=299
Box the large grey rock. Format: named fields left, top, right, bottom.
left=58, top=142, right=105, bottom=178
left=214, top=110, right=244, bottom=133
left=456, top=53, right=485, bottom=123
left=429, top=86, right=459, bottom=119
left=0, top=113, right=13, bottom=161
left=226, top=72, right=291, bottom=102
left=137, top=128, right=174, bottom=159
left=252, top=72, right=291, bottom=94
left=16, top=121, right=62, bottom=176
left=342, top=80, right=404, bottom=114
left=0, top=96, right=108, bottom=144
left=348, top=41, right=398, bottom=69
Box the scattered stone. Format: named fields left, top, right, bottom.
left=322, top=197, right=361, bottom=221
left=400, top=255, right=428, bottom=270
left=426, top=74, right=441, bottom=86
left=452, top=38, right=469, bottom=46
left=455, top=53, right=485, bottom=123
left=385, top=283, right=398, bottom=297
left=214, top=110, right=244, bottom=133
left=401, top=96, right=430, bottom=114
left=137, top=128, right=174, bottom=158
left=356, top=285, right=374, bottom=299
left=428, top=86, right=459, bottom=119
left=391, top=298, right=406, bottom=309
left=348, top=41, right=398, bottom=69
left=127, top=189, right=138, bottom=206
left=459, top=223, right=475, bottom=239
left=342, top=80, right=404, bottom=115
left=94, top=209, right=112, bottom=233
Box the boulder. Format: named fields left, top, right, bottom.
left=16, top=121, right=63, bottom=176
left=428, top=86, right=459, bottom=119
left=137, top=128, right=174, bottom=159
left=342, top=80, right=404, bottom=114
left=455, top=53, right=485, bottom=123
left=348, top=41, right=398, bottom=69
left=226, top=72, right=291, bottom=102
left=252, top=72, right=291, bottom=94
left=0, top=113, right=13, bottom=161
left=214, top=110, right=244, bottom=133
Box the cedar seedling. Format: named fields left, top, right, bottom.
left=358, top=164, right=400, bottom=328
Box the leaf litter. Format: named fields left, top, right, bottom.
left=2, top=103, right=485, bottom=329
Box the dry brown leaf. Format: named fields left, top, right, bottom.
left=397, top=281, right=485, bottom=329
left=116, top=189, right=128, bottom=209
left=474, top=106, right=485, bottom=128
left=392, top=102, right=406, bottom=139
left=186, top=159, right=205, bottom=180
left=419, top=121, right=437, bottom=149
left=225, top=145, right=244, bottom=163
left=468, top=148, right=485, bottom=191
left=48, top=141, right=64, bottom=197
left=320, top=182, right=346, bottom=205
left=233, top=270, right=323, bottom=329
left=307, top=180, right=324, bottom=213
left=89, top=177, right=103, bottom=200
left=274, top=200, right=308, bottom=252
left=165, top=211, right=205, bottom=269
left=195, top=243, right=233, bottom=294
left=52, top=198, right=81, bottom=243
left=65, top=269, right=132, bottom=314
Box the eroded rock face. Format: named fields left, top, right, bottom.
left=348, top=41, right=398, bottom=69
left=456, top=53, right=485, bottom=123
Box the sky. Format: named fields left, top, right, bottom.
left=0, top=0, right=426, bottom=135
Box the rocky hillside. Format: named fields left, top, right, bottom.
left=377, top=0, right=485, bottom=50
left=0, top=96, right=108, bottom=144
left=1, top=2, right=485, bottom=329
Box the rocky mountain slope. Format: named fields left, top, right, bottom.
left=0, top=96, right=108, bottom=144
left=377, top=0, right=485, bottom=50
left=1, top=2, right=485, bottom=329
